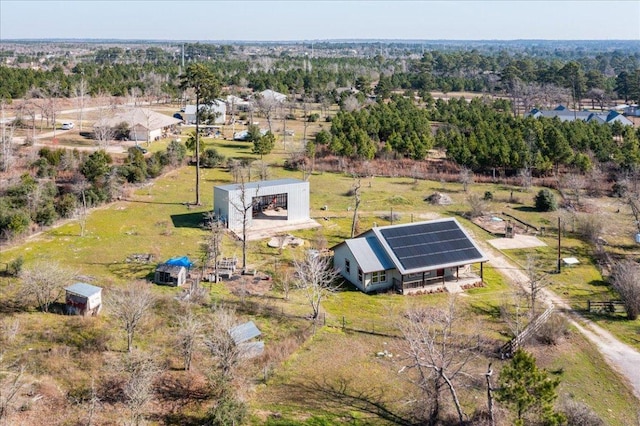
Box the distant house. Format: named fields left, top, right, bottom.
left=64, top=283, right=102, bottom=316
left=332, top=218, right=488, bottom=295
left=93, top=108, right=181, bottom=142
left=526, top=105, right=633, bottom=126
left=225, top=95, right=253, bottom=113
left=183, top=100, right=226, bottom=124
left=258, top=89, right=287, bottom=103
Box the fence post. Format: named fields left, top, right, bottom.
left=342, top=316, right=345, bottom=331
left=587, top=300, right=591, bottom=312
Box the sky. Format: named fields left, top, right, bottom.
left=1, top=0, right=639, bottom=41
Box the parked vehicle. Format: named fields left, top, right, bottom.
left=61, top=122, right=74, bottom=130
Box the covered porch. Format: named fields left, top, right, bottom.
left=392, top=263, right=485, bottom=295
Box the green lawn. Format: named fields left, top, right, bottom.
left=1, top=159, right=639, bottom=424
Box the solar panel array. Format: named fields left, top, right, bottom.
left=379, top=220, right=483, bottom=271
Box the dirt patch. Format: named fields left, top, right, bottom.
left=225, top=272, right=273, bottom=297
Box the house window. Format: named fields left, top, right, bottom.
left=345, top=259, right=351, bottom=274
left=357, top=268, right=363, bottom=283
left=371, top=270, right=387, bottom=284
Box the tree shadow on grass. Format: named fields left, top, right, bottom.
left=284, top=377, right=413, bottom=426
left=171, top=212, right=205, bottom=228
left=512, top=206, right=538, bottom=213
left=107, top=262, right=155, bottom=280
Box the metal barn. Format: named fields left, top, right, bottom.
left=213, top=179, right=310, bottom=231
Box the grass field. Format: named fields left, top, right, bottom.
left=1, top=121, right=640, bottom=424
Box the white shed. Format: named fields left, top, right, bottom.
left=213, top=178, right=310, bottom=231
left=65, top=282, right=102, bottom=316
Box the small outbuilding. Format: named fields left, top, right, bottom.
left=155, top=257, right=192, bottom=286
left=229, top=321, right=264, bottom=358
left=65, top=282, right=102, bottom=316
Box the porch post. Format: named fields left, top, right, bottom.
left=456, top=266, right=459, bottom=281
left=480, top=262, right=484, bottom=282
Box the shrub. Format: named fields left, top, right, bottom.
left=534, top=313, right=570, bottom=345
left=560, top=399, right=604, bottom=426
left=535, top=189, right=557, bottom=212
left=483, top=191, right=493, bottom=201
left=610, top=260, right=640, bottom=320
left=307, top=113, right=320, bottom=122
left=7, top=256, right=24, bottom=276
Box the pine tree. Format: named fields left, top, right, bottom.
left=496, top=349, right=564, bottom=425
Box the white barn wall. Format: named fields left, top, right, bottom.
left=214, top=179, right=310, bottom=230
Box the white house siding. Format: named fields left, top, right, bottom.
left=333, top=244, right=364, bottom=291
left=214, top=179, right=310, bottom=231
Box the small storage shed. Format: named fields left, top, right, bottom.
left=229, top=321, right=264, bottom=358
left=154, top=264, right=187, bottom=287
left=65, top=282, right=102, bottom=316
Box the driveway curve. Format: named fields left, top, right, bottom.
left=483, top=243, right=640, bottom=401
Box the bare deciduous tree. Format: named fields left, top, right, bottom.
left=293, top=253, right=340, bottom=320
left=201, top=214, right=226, bottom=283
left=459, top=166, right=474, bottom=192
left=108, top=282, right=156, bottom=352
left=228, top=179, right=259, bottom=270
left=176, top=310, right=203, bottom=371
left=522, top=255, right=551, bottom=317
left=500, top=291, right=529, bottom=339
left=255, top=94, right=279, bottom=133
left=610, top=260, right=640, bottom=320
left=120, top=351, right=160, bottom=426
left=397, top=297, right=480, bottom=425
left=203, top=306, right=242, bottom=381
left=19, top=261, right=74, bottom=312
left=0, top=361, right=25, bottom=425
left=350, top=179, right=362, bottom=238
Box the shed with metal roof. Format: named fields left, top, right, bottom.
left=64, top=282, right=102, bottom=316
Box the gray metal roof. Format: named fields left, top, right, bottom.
left=373, top=218, right=488, bottom=275
left=345, top=236, right=394, bottom=273
left=65, top=282, right=102, bottom=298
left=229, top=321, right=261, bottom=344
left=215, top=178, right=305, bottom=192
left=238, top=341, right=265, bottom=358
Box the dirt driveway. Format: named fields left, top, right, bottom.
left=482, top=241, right=640, bottom=401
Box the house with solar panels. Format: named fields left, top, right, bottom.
left=332, top=218, right=488, bottom=295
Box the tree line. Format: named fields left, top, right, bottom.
left=1, top=43, right=638, bottom=104
left=321, top=94, right=640, bottom=176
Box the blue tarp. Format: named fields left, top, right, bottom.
left=165, top=256, right=193, bottom=268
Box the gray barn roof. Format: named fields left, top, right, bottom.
left=65, top=282, right=102, bottom=298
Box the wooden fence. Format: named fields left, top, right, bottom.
left=587, top=300, right=625, bottom=314
left=499, top=306, right=555, bottom=359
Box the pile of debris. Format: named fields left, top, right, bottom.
left=424, top=192, right=453, bottom=205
